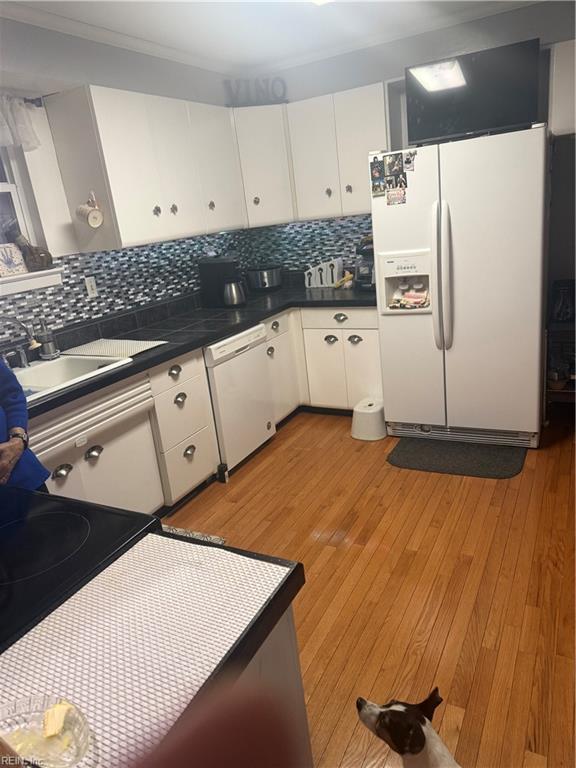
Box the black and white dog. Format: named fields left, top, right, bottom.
left=356, top=688, right=461, bottom=767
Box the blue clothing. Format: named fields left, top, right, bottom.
left=0, top=360, right=49, bottom=491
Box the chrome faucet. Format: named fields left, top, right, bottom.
left=3, top=316, right=36, bottom=367
left=4, top=315, right=37, bottom=346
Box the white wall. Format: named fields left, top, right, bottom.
left=549, top=39, right=576, bottom=135
left=0, top=17, right=232, bottom=105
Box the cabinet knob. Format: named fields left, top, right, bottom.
left=324, top=334, right=338, bottom=345
left=170, top=203, right=178, bottom=215
left=208, top=200, right=216, bottom=210
left=345, top=184, right=353, bottom=194
left=52, top=463, right=73, bottom=480
left=153, top=205, right=162, bottom=216
left=271, top=321, right=280, bottom=331
left=334, top=313, right=348, bottom=323
left=267, top=346, right=275, bottom=356
left=253, top=196, right=260, bottom=206
left=84, top=445, right=104, bottom=461
left=183, top=444, right=196, bottom=458
left=348, top=334, right=363, bottom=345
left=325, top=187, right=332, bottom=198
left=168, top=364, right=182, bottom=379
left=174, top=392, right=188, bottom=406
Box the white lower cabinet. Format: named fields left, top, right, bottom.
left=302, top=309, right=382, bottom=409
left=266, top=331, right=301, bottom=424
left=43, top=443, right=88, bottom=501
left=342, top=329, right=383, bottom=407
left=303, top=329, right=348, bottom=408
left=33, top=379, right=165, bottom=514
left=159, top=426, right=218, bottom=506
left=149, top=350, right=220, bottom=505
left=153, top=375, right=212, bottom=453
left=78, top=413, right=164, bottom=513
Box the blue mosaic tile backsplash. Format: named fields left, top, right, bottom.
left=0, top=213, right=372, bottom=343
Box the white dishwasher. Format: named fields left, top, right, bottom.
left=204, top=324, right=275, bottom=474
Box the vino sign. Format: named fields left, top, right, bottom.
left=223, top=77, right=288, bottom=107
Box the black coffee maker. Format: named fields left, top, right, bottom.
left=198, top=257, right=243, bottom=307
left=354, top=235, right=375, bottom=291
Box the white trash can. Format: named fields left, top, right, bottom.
left=351, top=397, right=387, bottom=441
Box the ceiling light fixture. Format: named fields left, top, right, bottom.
left=409, top=60, right=466, bottom=92
left=311, top=0, right=332, bottom=6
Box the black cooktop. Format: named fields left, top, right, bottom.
left=0, top=487, right=160, bottom=653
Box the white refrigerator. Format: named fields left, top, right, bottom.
left=370, top=126, right=546, bottom=447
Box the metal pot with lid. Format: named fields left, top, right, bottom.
left=246, top=265, right=282, bottom=291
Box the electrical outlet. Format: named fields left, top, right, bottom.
left=84, top=276, right=98, bottom=299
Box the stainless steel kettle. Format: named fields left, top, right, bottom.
left=223, top=279, right=246, bottom=307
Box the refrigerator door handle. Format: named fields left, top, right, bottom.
left=430, top=200, right=444, bottom=350
left=441, top=201, right=453, bottom=350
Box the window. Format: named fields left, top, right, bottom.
left=0, top=148, right=32, bottom=244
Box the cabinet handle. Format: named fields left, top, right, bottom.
left=271, top=321, right=279, bottom=331
left=345, top=184, right=353, bottom=194
left=153, top=205, right=162, bottom=216
left=208, top=200, right=216, bottom=210
left=253, top=196, right=260, bottom=206
left=183, top=444, right=196, bottom=458
left=174, top=392, right=187, bottom=406
left=168, top=364, right=182, bottom=379
left=348, top=334, right=363, bottom=345
left=324, top=335, right=338, bottom=345
left=52, top=463, right=73, bottom=480
left=170, top=203, right=178, bottom=215
left=267, top=346, right=275, bottom=356
left=84, top=445, right=104, bottom=461
left=325, top=187, right=332, bottom=198
left=334, top=313, right=348, bottom=323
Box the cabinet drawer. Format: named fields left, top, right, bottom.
left=303, top=329, right=348, bottom=409
left=300, top=308, right=377, bottom=329
left=265, top=312, right=290, bottom=339
left=160, top=425, right=219, bottom=505
left=153, top=375, right=211, bottom=452
left=148, top=350, right=205, bottom=395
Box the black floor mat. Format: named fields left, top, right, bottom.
left=387, top=438, right=527, bottom=479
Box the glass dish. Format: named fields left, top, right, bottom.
left=0, top=694, right=98, bottom=768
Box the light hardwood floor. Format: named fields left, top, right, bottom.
left=169, top=409, right=575, bottom=768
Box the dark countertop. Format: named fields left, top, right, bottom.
left=28, top=287, right=376, bottom=419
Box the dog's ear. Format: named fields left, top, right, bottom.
left=376, top=710, right=425, bottom=755
left=416, top=687, right=443, bottom=722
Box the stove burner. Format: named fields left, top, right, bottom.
left=0, top=512, right=91, bottom=585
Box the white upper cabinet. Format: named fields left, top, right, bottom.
left=333, top=83, right=388, bottom=215
left=89, top=86, right=174, bottom=247
left=188, top=102, right=247, bottom=233
left=287, top=94, right=342, bottom=221
left=46, top=85, right=208, bottom=251
left=234, top=104, right=295, bottom=227
left=147, top=95, right=206, bottom=240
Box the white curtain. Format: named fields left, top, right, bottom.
left=0, top=96, right=40, bottom=151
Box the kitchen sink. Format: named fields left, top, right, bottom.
left=14, top=355, right=132, bottom=402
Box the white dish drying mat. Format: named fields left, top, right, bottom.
left=0, top=535, right=290, bottom=766
left=63, top=338, right=167, bottom=357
